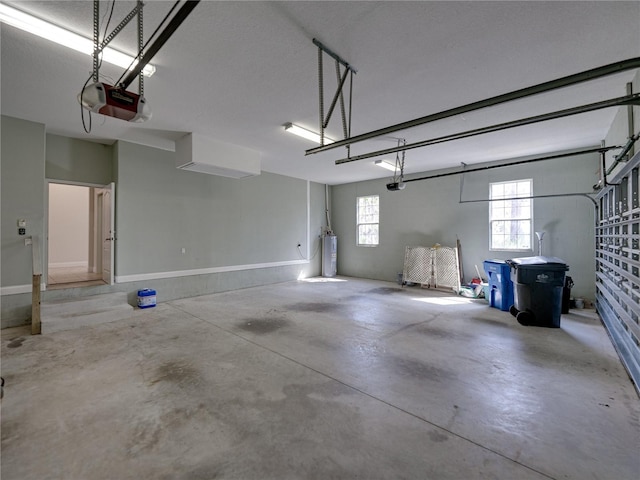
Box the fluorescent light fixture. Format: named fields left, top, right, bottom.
left=284, top=123, right=334, bottom=144
left=374, top=159, right=398, bottom=171
left=0, top=3, right=156, bottom=77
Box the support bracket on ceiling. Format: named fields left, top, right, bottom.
left=96, top=2, right=142, bottom=55
left=313, top=38, right=356, bottom=151
left=119, top=0, right=200, bottom=89
left=627, top=82, right=635, bottom=159
left=92, top=0, right=145, bottom=94
left=89, top=0, right=201, bottom=91
left=609, top=131, right=640, bottom=172
left=600, top=82, right=639, bottom=182
left=386, top=139, right=407, bottom=191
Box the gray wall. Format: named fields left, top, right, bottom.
left=1, top=116, right=324, bottom=328
left=331, top=151, right=599, bottom=300
left=115, top=141, right=312, bottom=276
left=45, top=134, right=113, bottom=185
left=1, top=116, right=46, bottom=289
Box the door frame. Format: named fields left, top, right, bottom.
left=96, top=182, right=115, bottom=285
left=45, top=179, right=115, bottom=288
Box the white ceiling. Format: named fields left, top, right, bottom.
left=1, top=1, right=639, bottom=185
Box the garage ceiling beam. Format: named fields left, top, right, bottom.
left=305, top=57, right=640, bottom=156
left=334, top=93, right=640, bottom=165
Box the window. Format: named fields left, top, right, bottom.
left=490, top=179, right=532, bottom=250
left=357, top=195, right=379, bottom=246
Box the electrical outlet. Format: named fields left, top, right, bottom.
left=181, top=247, right=186, bottom=254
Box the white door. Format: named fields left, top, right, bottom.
left=100, top=183, right=115, bottom=284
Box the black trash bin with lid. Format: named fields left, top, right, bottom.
left=506, top=256, right=569, bottom=328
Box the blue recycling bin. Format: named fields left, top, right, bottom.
left=483, top=260, right=514, bottom=311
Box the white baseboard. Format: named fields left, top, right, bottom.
left=115, top=259, right=309, bottom=283
left=1, top=283, right=47, bottom=296
left=3, top=261, right=308, bottom=294
left=49, top=261, right=89, bottom=269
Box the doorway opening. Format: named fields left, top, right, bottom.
left=47, top=182, right=114, bottom=289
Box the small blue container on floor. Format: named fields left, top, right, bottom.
left=137, top=289, right=157, bottom=309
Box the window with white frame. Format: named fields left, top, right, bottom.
left=357, top=195, right=379, bottom=246
left=489, top=179, right=532, bottom=250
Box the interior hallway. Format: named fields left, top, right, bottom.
left=1, top=277, right=638, bottom=480
left=47, top=265, right=104, bottom=289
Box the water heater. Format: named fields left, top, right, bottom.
left=322, top=234, right=337, bottom=277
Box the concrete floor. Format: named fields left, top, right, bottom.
left=1, top=277, right=638, bottom=480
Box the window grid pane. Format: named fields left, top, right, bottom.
left=358, top=224, right=379, bottom=245
left=357, top=195, right=379, bottom=246
left=489, top=180, right=532, bottom=250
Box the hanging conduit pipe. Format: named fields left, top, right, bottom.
left=457, top=158, right=599, bottom=208
left=325, top=184, right=332, bottom=234
left=401, top=146, right=622, bottom=185
left=306, top=57, right=640, bottom=156
left=460, top=191, right=601, bottom=232
left=399, top=147, right=612, bottom=226
left=458, top=191, right=599, bottom=208
left=457, top=167, right=600, bottom=229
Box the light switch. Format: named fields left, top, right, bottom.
left=17, top=219, right=26, bottom=228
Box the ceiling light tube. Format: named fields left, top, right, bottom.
left=374, top=159, right=398, bottom=171
left=284, top=123, right=334, bottom=144
left=0, top=3, right=156, bottom=76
